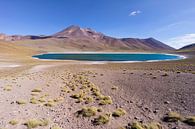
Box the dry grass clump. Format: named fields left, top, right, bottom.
left=91, top=86, right=100, bottom=93
left=112, top=108, right=126, bottom=117
left=92, top=91, right=103, bottom=98
left=16, top=100, right=26, bottom=105
left=70, top=91, right=86, bottom=99
left=152, top=76, right=157, bottom=79
left=163, top=112, right=183, bottom=122
left=3, top=85, right=12, bottom=91
left=54, top=97, right=64, bottom=102
left=44, top=99, right=55, bottom=107
left=24, top=118, right=49, bottom=128
left=84, top=96, right=94, bottom=104
left=176, top=71, right=181, bottom=74
left=97, top=108, right=103, bottom=112
left=161, top=73, right=169, bottom=77
left=31, top=88, right=42, bottom=93
left=111, top=86, right=118, bottom=90
left=183, top=116, right=195, bottom=126
left=131, top=122, right=144, bottom=129
left=9, top=119, right=19, bottom=125
left=70, top=91, right=87, bottom=103
left=77, top=106, right=98, bottom=117
left=99, top=96, right=113, bottom=105
left=191, top=71, right=195, bottom=74
left=30, top=97, right=39, bottom=104
left=61, top=87, right=71, bottom=93
left=93, top=113, right=111, bottom=125
left=31, top=92, right=40, bottom=96
left=38, top=97, right=46, bottom=103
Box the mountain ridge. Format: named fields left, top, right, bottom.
left=0, top=25, right=175, bottom=51
left=179, top=43, right=195, bottom=51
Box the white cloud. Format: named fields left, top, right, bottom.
left=129, top=10, right=141, bottom=16
left=166, top=33, right=195, bottom=49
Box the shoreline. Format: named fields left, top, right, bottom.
left=32, top=52, right=186, bottom=64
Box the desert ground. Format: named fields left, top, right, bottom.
left=0, top=42, right=194, bottom=129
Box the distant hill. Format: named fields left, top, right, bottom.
left=0, top=33, right=50, bottom=41
left=179, top=43, right=195, bottom=51
left=1, top=25, right=175, bottom=52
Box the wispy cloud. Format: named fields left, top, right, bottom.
left=167, top=33, right=195, bottom=49
left=129, top=10, right=141, bottom=16
left=154, top=21, right=193, bottom=33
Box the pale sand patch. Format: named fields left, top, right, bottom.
left=0, top=62, right=21, bottom=68
left=28, top=64, right=59, bottom=73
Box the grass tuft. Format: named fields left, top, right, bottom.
left=84, top=96, right=94, bottom=104
left=163, top=112, right=183, bottom=122
left=24, top=118, right=49, bottom=128
left=77, top=106, right=97, bottom=117
left=131, top=122, right=144, bottom=129
left=111, top=86, right=118, bottom=90
left=16, top=100, right=26, bottom=105
left=31, top=92, right=40, bottom=96
left=3, top=85, right=12, bottom=91
left=70, top=91, right=86, bottom=99
left=9, top=119, right=19, bottom=125
left=112, top=108, right=126, bottom=117
left=31, top=88, right=42, bottom=93
left=54, top=97, right=64, bottom=102
left=99, top=96, right=113, bottom=105
left=183, top=116, right=195, bottom=126
left=30, top=97, right=39, bottom=104
left=162, top=73, right=169, bottom=77
left=38, top=97, right=46, bottom=103
left=44, top=99, right=55, bottom=107
left=92, top=113, right=111, bottom=125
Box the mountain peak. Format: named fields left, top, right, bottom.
left=53, top=25, right=104, bottom=39
left=66, top=25, right=81, bottom=30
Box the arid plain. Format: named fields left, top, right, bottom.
left=0, top=27, right=195, bottom=129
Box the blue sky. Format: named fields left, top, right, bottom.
left=0, top=0, right=195, bottom=48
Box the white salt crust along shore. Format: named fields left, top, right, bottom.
left=32, top=52, right=186, bottom=64
left=0, top=63, right=21, bottom=68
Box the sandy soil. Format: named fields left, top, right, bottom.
left=0, top=49, right=194, bottom=129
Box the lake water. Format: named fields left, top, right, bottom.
left=33, top=53, right=184, bottom=62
